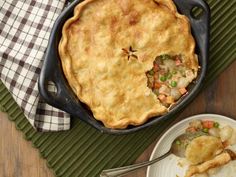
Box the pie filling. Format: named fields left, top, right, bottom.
left=146, top=54, right=196, bottom=107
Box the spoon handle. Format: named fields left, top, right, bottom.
left=100, top=150, right=171, bottom=177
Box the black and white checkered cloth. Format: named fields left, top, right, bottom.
left=0, top=0, right=71, bottom=131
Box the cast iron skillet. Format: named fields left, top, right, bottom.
left=39, top=0, right=210, bottom=134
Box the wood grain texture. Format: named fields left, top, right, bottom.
left=0, top=60, right=236, bottom=177
left=0, top=112, right=54, bottom=177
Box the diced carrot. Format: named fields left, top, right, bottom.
left=153, top=64, right=159, bottom=72
left=158, top=94, right=166, bottom=101
left=175, top=59, right=181, bottom=66
left=154, top=82, right=161, bottom=89
left=202, top=120, right=214, bottom=129
left=154, top=74, right=158, bottom=80
left=179, top=88, right=187, bottom=95
left=208, top=121, right=214, bottom=128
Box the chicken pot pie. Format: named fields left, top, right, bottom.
left=59, top=0, right=198, bottom=129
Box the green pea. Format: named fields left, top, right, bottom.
left=214, top=122, right=220, bottom=128
left=202, top=128, right=209, bottom=133
left=160, top=76, right=167, bottom=82
left=176, top=140, right=181, bottom=145
left=148, top=70, right=154, bottom=75
left=171, top=81, right=177, bottom=87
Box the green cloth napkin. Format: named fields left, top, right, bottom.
left=0, top=0, right=236, bottom=176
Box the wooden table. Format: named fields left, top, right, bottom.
left=1, top=60, right=236, bottom=177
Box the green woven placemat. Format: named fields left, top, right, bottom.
left=1, top=0, right=236, bottom=176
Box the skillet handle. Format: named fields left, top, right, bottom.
left=173, top=0, right=210, bottom=60
left=38, top=0, right=84, bottom=115
left=38, top=45, right=75, bottom=112
left=38, top=3, right=80, bottom=115
left=39, top=44, right=89, bottom=119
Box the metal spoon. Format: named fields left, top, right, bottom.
left=100, top=132, right=205, bottom=177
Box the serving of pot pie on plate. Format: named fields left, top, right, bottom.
left=147, top=114, right=236, bottom=177
left=58, top=0, right=199, bottom=129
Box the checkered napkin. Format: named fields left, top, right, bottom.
left=0, top=0, right=71, bottom=131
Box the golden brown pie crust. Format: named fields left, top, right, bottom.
left=59, top=0, right=198, bottom=129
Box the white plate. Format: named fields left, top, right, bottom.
left=146, top=114, right=236, bottom=177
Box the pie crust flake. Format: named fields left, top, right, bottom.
left=59, top=0, right=198, bottom=129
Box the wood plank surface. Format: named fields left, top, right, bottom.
left=1, top=60, right=236, bottom=177
left=0, top=112, right=54, bottom=177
